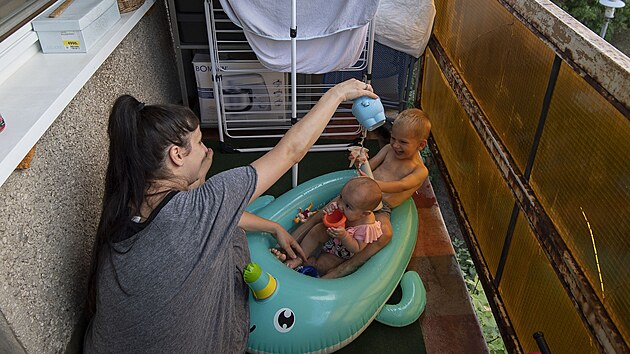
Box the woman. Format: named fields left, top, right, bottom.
left=83, top=79, right=376, bottom=353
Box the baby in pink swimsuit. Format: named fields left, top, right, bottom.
left=273, top=177, right=383, bottom=276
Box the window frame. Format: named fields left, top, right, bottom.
left=0, top=0, right=56, bottom=42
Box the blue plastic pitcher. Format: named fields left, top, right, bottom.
left=352, top=96, right=386, bottom=131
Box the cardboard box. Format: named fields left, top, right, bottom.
left=192, top=54, right=218, bottom=126
left=192, top=54, right=286, bottom=127
left=32, top=0, right=121, bottom=53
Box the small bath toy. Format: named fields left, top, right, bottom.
left=352, top=96, right=386, bottom=131
left=293, top=202, right=318, bottom=224
left=244, top=263, right=278, bottom=300
left=295, top=265, right=319, bottom=278
left=322, top=208, right=346, bottom=229
left=244, top=170, right=426, bottom=353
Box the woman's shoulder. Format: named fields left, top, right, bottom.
left=200, top=165, right=257, bottom=189
left=171, top=166, right=257, bottom=207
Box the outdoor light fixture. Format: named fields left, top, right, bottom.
left=599, top=0, right=626, bottom=38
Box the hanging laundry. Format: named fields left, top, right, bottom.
left=219, top=0, right=379, bottom=74
left=373, top=0, right=436, bottom=58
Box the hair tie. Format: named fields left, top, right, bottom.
left=137, top=102, right=145, bottom=111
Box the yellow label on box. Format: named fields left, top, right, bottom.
left=63, top=40, right=81, bottom=47
left=61, top=31, right=81, bottom=51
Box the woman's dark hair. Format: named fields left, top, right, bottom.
left=86, top=95, right=198, bottom=317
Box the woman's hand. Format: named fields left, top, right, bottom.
left=199, top=147, right=213, bottom=179
left=188, top=147, right=214, bottom=189
left=273, top=225, right=308, bottom=262
left=238, top=212, right=306, bottom=261
left=331, top=78, right=378, bottom=102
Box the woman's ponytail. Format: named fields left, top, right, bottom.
left=86, top=95, right=199, bottom=317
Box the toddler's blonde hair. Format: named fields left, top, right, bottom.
left=393, top=108, right=431, bottom=141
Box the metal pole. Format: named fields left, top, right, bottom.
left=291, top=0, right=298, bottom=187
left=204, top=0, right=225, bottom=143
left=599, top=17, right=611, bottom=38
left=533, top=332, right=552, bottom=354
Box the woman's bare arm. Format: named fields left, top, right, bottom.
left=249, top=79, right=377, bottom=202
left=239, top=212, right=307, bottom=261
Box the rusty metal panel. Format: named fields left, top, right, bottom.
left=503, top=0, right=630, bottom=112
left=500, top=213, right=598, bottom=353
left=422, top=51, right=514, bottom=276
left=530, top=62, right=630, bottom=344
left=433, top=0, right=555, bottom=173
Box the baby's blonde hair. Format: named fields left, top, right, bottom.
left=392, top=108, right=431, bottom=141
left=342, top=177, right=382, bottom=211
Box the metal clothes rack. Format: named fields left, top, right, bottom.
left=203, top=0, right=374, bottom=186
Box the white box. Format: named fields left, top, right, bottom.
left=32, top=0, right=121, bottom=53
left=192, top=54, right=286, bottom=127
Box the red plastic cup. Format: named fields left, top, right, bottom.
left=323, top=209, right=346, bottom=228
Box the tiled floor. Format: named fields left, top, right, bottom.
left=410, top=178, right=488, bottom=353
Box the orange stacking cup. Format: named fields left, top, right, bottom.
left=323, top=209, right=346, bottom=228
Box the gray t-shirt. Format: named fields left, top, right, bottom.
left=84, top=166, right=257, bottom=353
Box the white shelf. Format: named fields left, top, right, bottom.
left=0, top=0, right=156, bottom=188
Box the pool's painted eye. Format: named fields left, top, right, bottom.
left=273, top=308, right=295, bottom=333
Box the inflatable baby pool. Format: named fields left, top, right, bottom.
left=245, top=170, right=426, bottom=353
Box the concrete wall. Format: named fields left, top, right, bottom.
left=0, top=2, right=180, bottom=352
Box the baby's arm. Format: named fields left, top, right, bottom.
left=322, top=213, right=392, bottom=279
left=376, top=165, right=428, bottom=194
left=239, top=212, right=307, bottom=261
left=327, top=227, right=365, bottom=253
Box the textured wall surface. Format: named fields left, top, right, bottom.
left=0, top=2, right=180, bottom=352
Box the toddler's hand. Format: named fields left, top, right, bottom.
left=322, top=201, right=338, bottom=215
left=327, top=226, right=347, bottom=239
left=347, top=146, right=369, bottom=168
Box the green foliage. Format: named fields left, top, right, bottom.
left=452, top=238, right=507, bottom=353
left=551, top=0, right=630, bottom=39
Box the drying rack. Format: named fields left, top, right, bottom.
left=203, top=0, right=374, bottom=186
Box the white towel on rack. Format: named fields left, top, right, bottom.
left=219, top=0, right=379, bottom=74
left=373, top=0, right=436, bottom=58
left=243, top=25, right=369, bottom=74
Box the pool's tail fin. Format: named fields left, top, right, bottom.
left=375, top=271, right=426, bottom=327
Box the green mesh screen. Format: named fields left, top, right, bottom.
left=432, top=0, right=555, bottom=173
left=530, top=62, right=630, bottom=343
left=422, top=51, right=514, bottom=276
left=500, top=213, right=598, bottom=353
